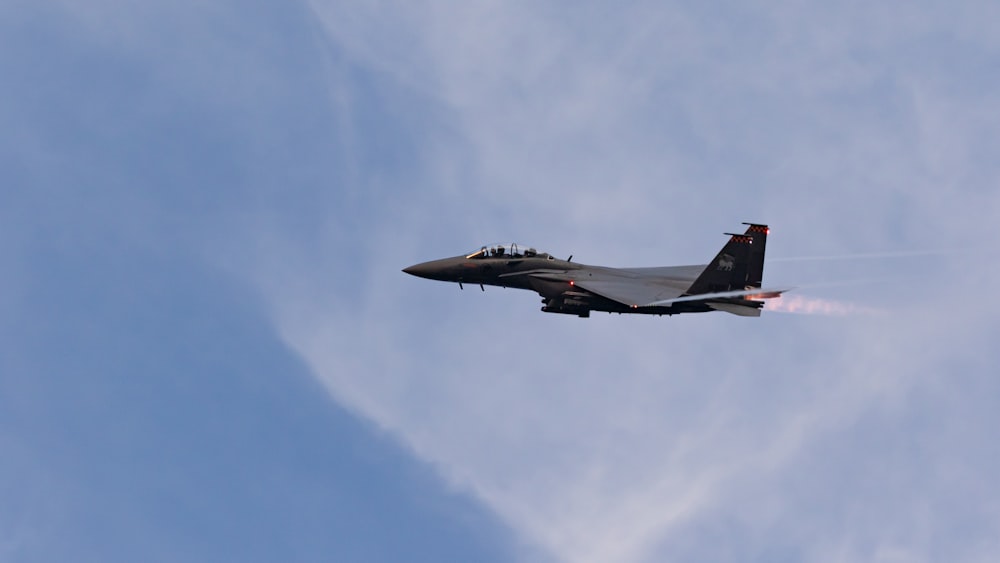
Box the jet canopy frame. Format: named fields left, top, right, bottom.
left=466, top=243, right=550, bottom=260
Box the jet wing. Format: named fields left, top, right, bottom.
left=573, top=278, right=687, bottom=307
left=513, top=270, right=688, bottom=307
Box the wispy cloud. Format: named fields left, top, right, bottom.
left=251, top=2, right=1000, bottom=562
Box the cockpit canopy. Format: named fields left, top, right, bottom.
left=466, top=243, right=551, bottom=260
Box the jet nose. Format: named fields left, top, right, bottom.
left=403, top=257, right=460, bottom=281
left=402, top=262, right=434, bottom=279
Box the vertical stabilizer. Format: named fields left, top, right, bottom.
left=742, top=223, right=769, bottom=288
left=687, top=232, right=755, bottom=294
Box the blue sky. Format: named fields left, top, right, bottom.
left=4, top=1, right=1000, bottom=562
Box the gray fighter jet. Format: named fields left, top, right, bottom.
left=403, top=223, right=786, bottom=317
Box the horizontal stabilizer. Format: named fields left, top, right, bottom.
left=708, top=302, right=762, bottom=317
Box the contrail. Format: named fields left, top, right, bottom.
left=770, top=249, right=955, bottom=263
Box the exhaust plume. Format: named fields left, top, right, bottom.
left=764, top=294, right=879, bottom=316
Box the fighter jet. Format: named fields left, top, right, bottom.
left=403, top=223, right=787, bottom=317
